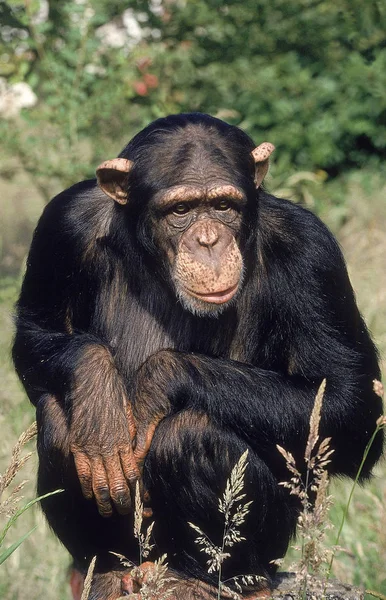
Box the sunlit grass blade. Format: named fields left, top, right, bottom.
left=0, top=526, right=37, bottom=565
left=0, top=489, right=63, bottom=546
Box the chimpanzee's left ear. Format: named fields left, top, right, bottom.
left=251, top=142, right=275, bottom=188
left=96, top=158, right=133, bottom=204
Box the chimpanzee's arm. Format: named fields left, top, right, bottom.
left=137, top=352, right=382, bottom=480
left=13, top=183, right=140, bottom=516
left=134, top=203, right=383, bottom=481
left=13, top=183, right=105, bottom=400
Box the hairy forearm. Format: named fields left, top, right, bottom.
left=141, top=350, right=383, bottom=479
left=13, top=320, right=114, bottom=405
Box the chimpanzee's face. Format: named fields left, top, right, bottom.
left=149, top=181, right=246, bottom=316
left=95, top=117, right=274, bottom=317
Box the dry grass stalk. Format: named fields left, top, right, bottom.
left=111, top=491, right=175, bottom=600
left=0, top=421, right=37, bottom=517
left=277, top=379, right=335, bottom=595
left=134, top=481, right=155, bottom=564
left=189, top=450, right=265, bottom=600
left=221, top=574, right=266, bottom=600
left=110, top=551, right=134, bottom=569
left=81, top=555, right=97, bottom=600
left=374, top=381, right=385, bottom=427
left=304, top=378, right=326, bottom=464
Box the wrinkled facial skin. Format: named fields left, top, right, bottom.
left=151, top=183, right=246, bottom=317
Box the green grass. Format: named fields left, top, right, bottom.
left=0, top=280, right=70, bottom=600
left=280, top=172, right=386, bottom=596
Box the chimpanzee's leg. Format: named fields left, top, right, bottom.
left=144, top=410, right=298, bottom=590
left=37, top=397, right=298, bottom=598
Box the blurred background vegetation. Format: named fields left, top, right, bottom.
left=0, top=1, right=385, bottom=598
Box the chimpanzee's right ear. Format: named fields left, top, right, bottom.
left=96, top=158, right=133, bottom=205
left=251, top=142, right=275, bottom=188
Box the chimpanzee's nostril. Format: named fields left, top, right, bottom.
left=197, top=231, right=219, bottom=248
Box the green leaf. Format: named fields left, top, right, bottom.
left=0, top=527, right=37, bottom=565
left=0, top=489, right=64, bottom=547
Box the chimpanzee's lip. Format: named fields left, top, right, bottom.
left=186, top=283, right=239, bottom=304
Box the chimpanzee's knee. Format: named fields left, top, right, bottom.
left=144, top=410, right=298, bottom=584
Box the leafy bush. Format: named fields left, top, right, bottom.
left=1, top=0, right=385, bottom=193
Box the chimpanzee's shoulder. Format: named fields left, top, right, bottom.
left=258, top=191, right=342, bottom=260
left=35, top=179, right=114, bottom=246
left=43, top=179, right=110, bottom=221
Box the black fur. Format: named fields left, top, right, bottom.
left=13, top=114, right=383, bottom=590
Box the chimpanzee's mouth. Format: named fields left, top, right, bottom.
left=186, top=283, right=239, bottom=304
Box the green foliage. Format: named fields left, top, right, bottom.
left=1, top=0, right=385, bottom=193
left=0, top=410, right=63, bottom=566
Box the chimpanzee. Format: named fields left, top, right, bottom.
left=13, top=113, right=383, bottom=599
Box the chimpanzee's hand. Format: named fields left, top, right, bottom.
left=68, top=345, right=141, bottom=517
left=70, top=403, right=139, bottom=517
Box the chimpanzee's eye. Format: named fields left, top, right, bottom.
left=216, top=199, right=231, bottom=211
left=173, top=203, right=190, bottom=215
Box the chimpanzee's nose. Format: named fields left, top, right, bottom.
left=182, top=220, right=233, bottom=263
left=196, top=224, right=219, bottom=248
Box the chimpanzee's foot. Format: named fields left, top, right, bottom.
left=72, top=562, right=272, bottom=600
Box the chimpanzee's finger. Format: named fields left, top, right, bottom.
left=127, top=405, right=137, bottom=443
left=119, top=447, right=141, bottom=508
left=90, top=456, right=113, bottom=517
left=104, top=453, right=131, bottom=515
left=73, top=451, right=93, bottom=500
left=132, top=425, right=157, bottom=518
left=142, top=492, right=153, bottom=519
left=134, top=422, right=158, bottom=471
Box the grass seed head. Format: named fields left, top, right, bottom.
left=81, top=556, right=97, bottom=600
left=277, top=379, right=334, bottom=582
left=0, top=422, right=37, bottom=515
left=133, top=481, right=155, bottom=561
